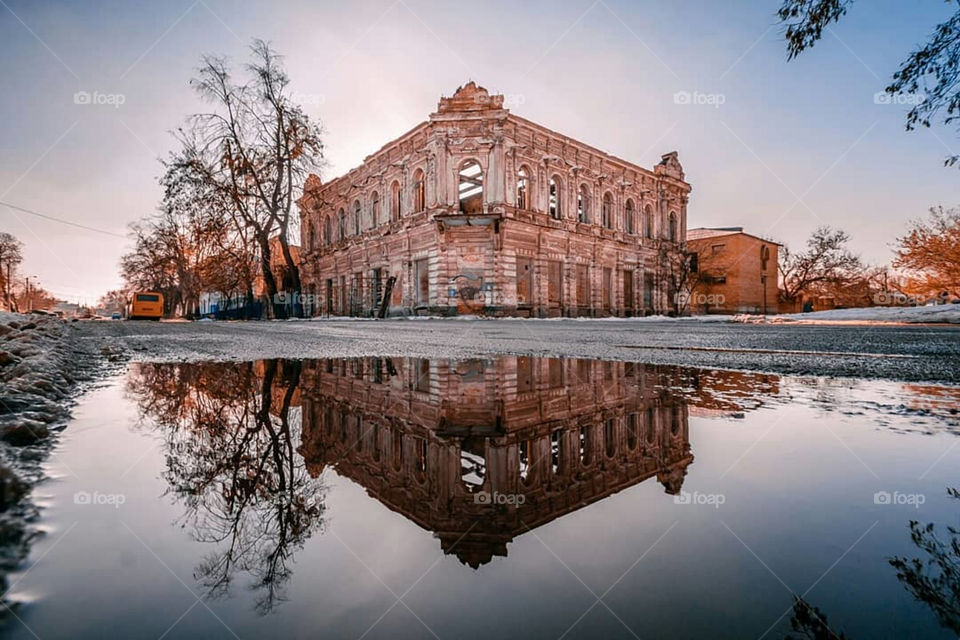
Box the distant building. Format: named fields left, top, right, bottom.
left=297, top=82, right=692, bottom=318
left=686, top=227, right=780, bottom=315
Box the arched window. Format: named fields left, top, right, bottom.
left=602, top=192, right=613, bottom=229
left=413, top=168, right=425, bottom=213
left=353, top=199, right=362, bottom=235
left=324, top=216, right=332, bottom=245
left=337, top=208, right=346, bottom=241
left=516, top=166, right=529, bottom=210
left=625, top=199, right=635, bottom=235
left=548, top=177, right=561, bottom=219
left=391, top=180, right=401, bottom=220
left=643, top=204, right=653, bottom=239
left=669, top=211, right=677, bottom=242
left=577, top=185, right=590, bottom=223
left=458, top=160, right=483, bottom=214
left=371, top=191, right=380, bottom=227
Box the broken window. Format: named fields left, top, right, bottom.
left=516, top=257, right=533, bottom=306
left=458, top=160, right=483, bottom=213
left=623, top=269, right=634, bottom=312
left=602, top=192, right=613, bottom=229
left=548, top=357, right=564, bottom=387
left=625, top=199, right=635, bottom=235
left=643, top=204, right=653, bottom=239
left=516, top=166, right=529, bottom=209
left=353, top=199, right=362, bottom=235
left=577, top=185, right=590, bottom=223
left=549, top=176, right=561, bottom=219
left=547, top=260, right=562, bottom=305
left=669, top=211, right=677, bottom=242
left=576, top=264, right=589, bottom=307
left=413, top=169, right=426, bottom=212
left=643, top=272, right=654, bottom=312
left=627, top=413, right=639, bottom=450
left=371, top=191, right=380, bottom=227
left=602, top=267, right=612, bottom=309
left=324, top=216, right=332, bottom=245
left=415, top=258, right=429, bottom=306
left=391, top=180, right=401, bottom=220
left=517, top=355, right=533, bottom=393
left=605, top=419, right=616, bottom=458
left=415, top=358, right=431, bottom=392
left=338, top=208, right=346, bottom=241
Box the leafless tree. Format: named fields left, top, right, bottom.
left=177, top=39, right=325, bottom=317
left=0, top=232, right=24, bottom=311
left=778, top=226, right=863, bottom=305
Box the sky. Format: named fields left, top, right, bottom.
left=0, top=0, right=958, bottom=304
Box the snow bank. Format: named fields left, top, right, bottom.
left=0, top=312, right=104, bottom=604
left=738, top=305, right=960, bottom=325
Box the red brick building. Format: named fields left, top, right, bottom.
left=297, top=82, right=692, bottom=317
left=687, top=227, right=780, bottom=315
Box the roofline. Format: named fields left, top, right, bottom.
left=313, top=119, right=432, bottom=193
left=505, top=112, right=689, bottom=187
left=309, top=106, right=692, bottom=196
left=686, top=229, right=782, bottom=246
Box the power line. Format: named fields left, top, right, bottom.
left=0, top=200, right=127, bottom=239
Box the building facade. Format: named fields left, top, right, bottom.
left=297, top=82, right=692, bottom=317
left=686, top=227, right=780, bottom=315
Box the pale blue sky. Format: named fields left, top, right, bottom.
left=0, top=0, right=957, bottom=302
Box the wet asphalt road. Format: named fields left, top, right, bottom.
left=75, top=318, right=960, bottom=384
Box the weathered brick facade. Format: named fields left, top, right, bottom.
left=297, top=82, right=692, bottom=317
left=687, top=228, right=780, bottom=314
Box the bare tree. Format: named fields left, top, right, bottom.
left=778, top=226, right=863, bottom=306
left=0, top=232, right=24, bottom=311
left=179, top=39, right=325, bottom=317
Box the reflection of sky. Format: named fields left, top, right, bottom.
left=1, top=0, right=958, bottom=302
left=8, top=363, right=960, bottom=639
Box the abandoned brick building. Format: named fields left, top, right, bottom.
left=297, top=82, right=692, bottom=317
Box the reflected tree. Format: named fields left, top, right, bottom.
left=787, top=487, right=960, bottom=639
left=889, top=487, right=960, bottom=634
left=786, top=595, right=849, bottom=639
left=127, top=359, right=324, bottom=613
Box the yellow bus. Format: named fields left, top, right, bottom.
left=127, top=292, right=164, bottom=320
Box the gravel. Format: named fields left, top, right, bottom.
left=75, top=316, right=960, bottom=384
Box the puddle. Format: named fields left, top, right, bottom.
left=4, top=356, right=960, bottom=639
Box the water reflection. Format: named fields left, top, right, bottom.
left=127, top=360, right=324, bottom=613
left=128, top=357, right=792, bottom=578
left=298, top=357, right=694, bottom=568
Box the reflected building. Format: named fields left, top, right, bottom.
left=298, top=356, right=693, bottom=567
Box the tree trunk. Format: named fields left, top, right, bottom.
left=259, top=242, right=280, bottom=319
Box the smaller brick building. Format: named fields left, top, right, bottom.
left=687, top=227, right=780, bottom=315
